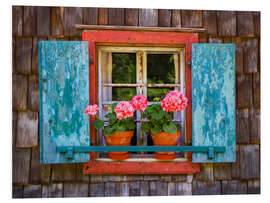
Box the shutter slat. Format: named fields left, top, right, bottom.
left=39, top=41, right=90, bottom=164
left=192, top=43, right=236, bottom=163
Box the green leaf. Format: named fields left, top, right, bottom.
left=125, top=119, right=135, bottom=130
left=151, top=125, right=162, bottom=134
left=163, top=122, right=177, bottom=134
left=152, top=111, right=164, bottom=120
left=93, top=119, right=104, bottom=130
left=104, top=127, right=114, bottom=136
left=141, top=122, right=150, bottom=133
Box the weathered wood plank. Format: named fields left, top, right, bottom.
left=98, top=8, right=109, bottom=25
left=253, top=73, right=260, bottom=109
left=126, top=175, right=144, bottom=181
left=37, top=6, right=50, bottom=36
left=222, top=180, right=247, bottom=194
left=42, top=183, right=63, bottom=198
left=102, top=175, right=127, bottom=182
left=12, top=38, right=15, bottom=73
left=203, top=10, right=217, bottom=35
left=168, top=182, right=175, bottom=195
left=15, top=37, right=32, bottom=74
left=12, top=74, right=28, bottom=110
left=192, top=44, right=236, bottom=163
left=195, top=163, right=213, bottom=181
left=104, top=182, right=120, bottom=197
left=51, top=7, right=65, bottom=36
left=12, top=6, right=23, bottom=36
left=51, top=164, right=77, bottom=182
left=12, top=186, right=23, bottom=198
left=213, top=163, right=232, bottom=180
left=23, top=6, right=37, bottom=36
left=140, top=181, right=149, bottom=196
left=231, top=145, right=240, bottom=179
left=65, top=7, right=83, bottom=36
left=144, top=175, right=160, bottom=181
left=125, top=8, right=138, bottom=26
left=120, top=182, right=129, bottom=196
left=236, top=73, right=253, bottom=108
left=39, top=41, right=90, bottom=164
left=236, top=109, right=250, bottom=144
left=192, top=180, right=221, bottom=195
left=109, top=8, right=125, bottom=26
left=232, top=38, right=244, bottom=73
left=175, top=182, right=192, bottom=195
left=28, top=75, right=39, bottom=111
left=12, top=111, right=17, bottom=147
left=172, top=174, right=187, bottom=182
left=171, top=10, right=181, bottom=27
left=181, top=10, right=203, bottom=28
left=243, top=38, right=258, bottom=73
left=239, top=144, right=260, bottom=179
left=32, top=37, right=47, bottom=74
left=90, top=174, right=103, bottom=183
left=23, top=185, right=42, bottom=198
left=149, top=181, right=168, bottom=196
left=129, top=181, right=140, bottom=196
left=12, top=148, right=31, bottom=184
left=253, top=12, right=260, bottom=37
left=63, top=183, right=89, bottom=197
left=30, top=148, right=51, bottom=184
left=237, top=11, right=254, bottom=37
left=248, top=180, right=260, bottom=194
left=83, top=7, right=98, bottom=25
left=208, top=37, right=223, bottom=43
left=16, top=111, right=38, bottom=148
left=217, top=11, right=236, bottom=37
left=250, top=109, right=260, bottom=144
left=158, top=9, right=171, bottom=27
left=90, top=183, right=104, bottom=197
left=139, top=9, right=158, bottom=27
left=76, top=163, right=90, bottom=182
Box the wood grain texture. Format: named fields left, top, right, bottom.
left=203, top=10, right=217, bottom=35
left=139, top=9, right=158, bottom=27
left=149, top=181, right=168, bottom=196
left=12, top=38, right=15, bottom=73
left=140, top=181, right=149, bottom=196
left=16, top=37, right=32, bottom=74
left=65, top=7, right=83, bottom=36
left=192, top=180, right=221, bottom=195
left=12, top=6, right=23, bottom=36
left=233, top=38, right=244, bottom=73
left=125, top=8, right=138, bottom=26
left=42, top=183, right=63, bottom=198
left=12, top=111, right=17, bottom=147
left=98, top=8, right=109, bottom=25
left=231, top=145, right=240, bottom=179
left=83, top=7, right=98, bottom=25
left=51, top=164, right=77, bottom=182
left=32, top=37, right=47, bottom=74
left=175, top=182, right=192, bottom=195
left=12, top=74, right=28, bottom=110
left=243, top=38, right=258, bottom=73
left=37, top=7, right=50, bottom=36
left=16, top=111, right=38, bottom=147
left=171, top=10, right=181, bottom=27
left=217, top=11, right=236, bottom=37
left=129, top=181, right=140, bottom=196
left=90, top=183, right=105, bottom=197
left=158, top=9, right=171, bottom=27
left=120, top=182, right=129, bottom=196
left=181, top=10, right=203, bottom=28
left=12, top=186, right=23, bottom=198
left=222, top=180, right=247, bottom=194
left=30, top=148, right=51, bottom=184
left=237, top=73, right=253, bottom=108
left=39, top=41, right=90, bottom=163
left=253, top=12, right=260, bottom=37
left=208, top=37, right=223, bottom=43
left=248, top=180, right=260, bottom=194
left=12, top=148, right=31, bottom=184
left=63, top=183, right=89, bottom=197
left=253, top=73, right=260, bottom=109
left=104, top=182, right=121, bottom=197
left=250, top=109, right=260, bottom=144
left=28, top=75, right=39, bottom=111
left=109, top=8, right=125, bottom=26
left=192, top=44, right=236, bottom=163
left=213, top=163, right=232, bottom=180
left=236, top=109, right=250, bottom=144
left=168, top=182, right=175, bottom=195
left=237, top=11, right=254, bottom=37
left=23, top=185, right=42, bottom=198
left=23, top=6, right=37, bottom=36
left=195, top=163, right=213, bottom=181
left=51, top=7, right=65, bottom=36
left=239, top=145, right=260, bottom=179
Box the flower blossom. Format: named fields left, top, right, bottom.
left=161, top=90, right=188, bottom=112
left=85, top=104, right=99, bottom=116
left=130, top=94, right=148, bottom=111
left=114, top=101, right=135, bottom=120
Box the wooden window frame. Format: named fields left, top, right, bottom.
left=82, top=30, right=200, bottom=174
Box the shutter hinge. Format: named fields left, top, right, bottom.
left=208, top=147, right=215, bottom=159
left=66, top=146, right=74, bottom=160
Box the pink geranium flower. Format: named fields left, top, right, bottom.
left=130, top=94, right=148, bottom=111
left=161, top=90, right=188, bottom=112
left=114, top=101, right=135, bottom=120
left=85, top=104, right=99, bottom=116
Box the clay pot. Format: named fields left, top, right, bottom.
left=151, top=131, right=181, bottom=160
left=104, top=131, right=134, bottom=160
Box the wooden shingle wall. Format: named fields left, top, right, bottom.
left=12, top=6, right=260, bottom=197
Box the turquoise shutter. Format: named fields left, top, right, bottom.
left=39, top=41, right=90, bottom=164
left=191, top=44, right=236, bottom=163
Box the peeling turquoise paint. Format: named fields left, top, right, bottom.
left=192, top=44, right=236, bottom=163
left=39, top=41, right=90, bottom=164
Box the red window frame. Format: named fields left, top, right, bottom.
left=82, top=30, right=200, bottom=174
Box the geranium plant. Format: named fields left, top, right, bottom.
left=141, top=90, right=188, bottom=134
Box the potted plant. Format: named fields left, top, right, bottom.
left=85, top=95, right=148, bottom=160
left=141, top=90, right=188, bottom=160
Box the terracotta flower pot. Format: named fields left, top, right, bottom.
left=151, top=131, right=181, bottom=160
left=104, top=131, right=134, bottom=160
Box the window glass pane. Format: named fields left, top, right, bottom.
left=147, top=54, right=175, bottom=84
left=147, top=88, right=174, bottom=102
left=112, top=53, right=136, bottom=84
left=112, top=87, right=136, bottom=101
